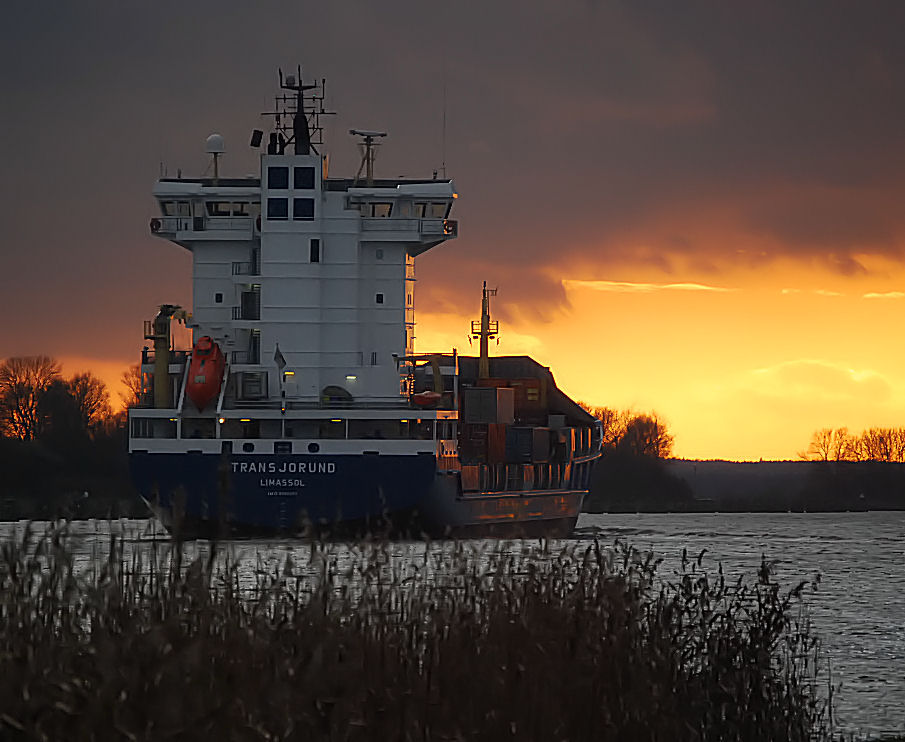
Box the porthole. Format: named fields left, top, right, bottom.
left=308, top=442, right=320, bottom=453
left=242, top=442, right=255, bottom=453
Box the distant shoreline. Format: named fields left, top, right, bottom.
left=584, top=458, right=905, bottom=514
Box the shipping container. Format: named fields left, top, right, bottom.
left=532, top=427, right=552, bottom=462
left=459, top=422, right=488, bottom=463
left=505, top=426, right=534, bottom=463
left=477, top=378, right=547, bottom=422
left=548, top=413, right=566, bottom=429
left=462, top=387, right=515, bottom=424
left=486, top=422, right=508, bottom=463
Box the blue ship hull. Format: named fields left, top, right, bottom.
left=130, top=451, right=438, bottom=537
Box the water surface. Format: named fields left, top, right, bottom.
left=2, top=512, right=902, bottom=737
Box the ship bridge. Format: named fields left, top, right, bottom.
left=140, top=71, right=458, bottom=422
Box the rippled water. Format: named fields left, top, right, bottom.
left=2, top=512, right=903, bottom=737
left=578, top=511, right=905, bottom=738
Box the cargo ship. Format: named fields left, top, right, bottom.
left=128, top=67, right=602, bottom=538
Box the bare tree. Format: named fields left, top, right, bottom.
left=801, top=428, right=834, bottom=461
left=0, top=356, right=61, bottom=440
left=578, top=402, right=674, bottom=458
left=801, top=428, right=854, bottom=461
left=68, top=372, right=112, bottom=432
left=120, top=364, right=142, bottom=408
left=618, top=414, right=675, bottom=458
left=803, top=426, right=905, bottom=462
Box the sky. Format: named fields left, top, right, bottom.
left=3, top=1, right=905, bottom=460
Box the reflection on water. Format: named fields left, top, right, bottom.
left=1, top=511, right=903, bottom=737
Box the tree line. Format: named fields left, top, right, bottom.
left=800, top=426, right=905, bottom=463
left=0, top=356, right=139, bottom=442
left=0, top=356, right=142, bottom=518
left=578, top=403, right=675, bottom=459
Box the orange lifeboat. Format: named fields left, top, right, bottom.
left=412, top=390, right=442, bottom=407
left=185, top=336, right=225, bottom=412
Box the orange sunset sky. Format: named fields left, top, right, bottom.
left=4, top=2, right=905, bottom=461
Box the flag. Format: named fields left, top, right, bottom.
left=274, top=344, right=286, bottom=370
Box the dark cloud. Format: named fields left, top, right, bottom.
left=3, top=0, right=905, bottom=360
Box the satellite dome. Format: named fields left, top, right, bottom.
left=205, top=133, right=225, bottom=154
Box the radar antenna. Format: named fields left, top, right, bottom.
left=350, top=129, right=387, bottom=186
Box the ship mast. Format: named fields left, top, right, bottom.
left=471, top=282, right=499, bottom=380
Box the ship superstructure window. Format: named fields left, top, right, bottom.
left=376, top=248, right=384, bottom=260
left=268, top=166, right=289, bottom=189
left=428, top=202, right=449, bottom=218
left=358, top=202, right=393, bottom=217
left=206, top=201, right=232, bottom=216
left=293, top=198, right=315, bottom=220
left=375, top=293, right=384, bottom=304
left=267, top=198, right=288, bottom=219
left=294, top=166, right=315, bottom=189
left=160, top=201, right=191, bottom=216
left=309, top=239, right=320, bottom=263
left=215, top=292, right=223, bottom=303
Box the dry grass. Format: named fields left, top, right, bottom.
left=0, top=524, right=832, bottom=741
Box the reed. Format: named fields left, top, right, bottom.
left=0, top=524, right=832, bottom=741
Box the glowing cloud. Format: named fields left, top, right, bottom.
left=564, top=279, right=733, bottom=294
left=863, top=291, right=905, bottom=299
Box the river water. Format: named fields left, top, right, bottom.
left=578, top=511, right=905, bottom=738
left=1, top=511, right=903, bottom=737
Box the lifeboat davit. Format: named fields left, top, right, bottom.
left=185, top=336, right=225, bottom=412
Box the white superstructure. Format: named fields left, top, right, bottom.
left=135, top=71, right=459, bottom=446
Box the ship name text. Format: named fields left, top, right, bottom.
left=232, top=461, right=336, bottom=474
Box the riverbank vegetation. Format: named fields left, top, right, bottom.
left=0, top=526, right=833, bottom=741
left=578, top=404, right=694, bottom=512
left=802, top=427, right=905, bottom=463
left=0, top=356, right=139, bottom=518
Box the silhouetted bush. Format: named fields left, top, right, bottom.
left=0, top=527, right=831, bottom=740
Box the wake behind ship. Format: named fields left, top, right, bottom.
left=128, top=67, right=602, bottom=538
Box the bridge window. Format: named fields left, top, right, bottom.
left=206, top=201, right=231, bottom=216
left=371, top=202, right=392, bottom=218
left=413, top=202, right=427, bottom=218
left=428, top=202, right=449, bottom=218
left=232, top=202, right=250, bottom=216
left=160, top=201, right=175, bottom=216
left=294, top=166, right=315, bottom=189
left=268, top=166, right=289, bottom=189
left=293, top=197, right=315, bottom=220
left=267, top=198, right=288, bottom=220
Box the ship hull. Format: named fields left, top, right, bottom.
left=129, top=451, right=586, bottom=539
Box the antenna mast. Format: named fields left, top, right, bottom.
left=261, top=66, right=334, bottom=154
left=471, top=282, right=499, bottom=380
